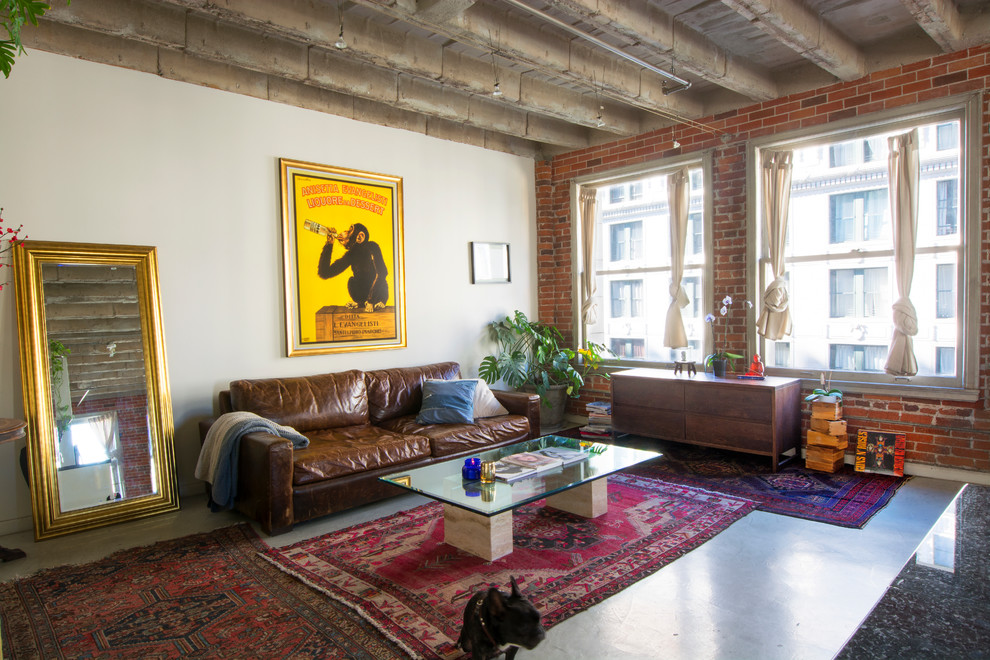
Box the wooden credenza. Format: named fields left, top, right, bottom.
left=610, top=368, right=801, bottom=471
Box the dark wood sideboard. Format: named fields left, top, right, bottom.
left=610, top=368, right=802, bottom=471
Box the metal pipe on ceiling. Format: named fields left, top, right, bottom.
left=499, top=0, right=692, bottom=92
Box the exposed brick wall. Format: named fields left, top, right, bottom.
left=539, top=45, right=990, bottom=474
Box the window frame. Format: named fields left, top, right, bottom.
left=572, top=152, right=714, bottom=368
left=747, top=93, right=981, bottom=399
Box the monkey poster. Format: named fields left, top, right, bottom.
left=279, top=158, right=406, bottom=356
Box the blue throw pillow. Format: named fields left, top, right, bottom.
left=416, top=379, right=477, bottom=424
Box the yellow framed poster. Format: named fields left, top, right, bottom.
left=279, top=158, right=406, bottom=356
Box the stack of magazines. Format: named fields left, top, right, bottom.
left=579, top=401, right=612, bottom=438
left=492, top=447, right=589, bottom=482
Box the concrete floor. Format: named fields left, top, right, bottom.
left=0, top=475, right=964, bottom=659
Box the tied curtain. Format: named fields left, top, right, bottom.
left=884, top=129, right=920, bottom=376
left=580, top=187, right=599, bottom=325
left=664, top=168, right=690, bottom=348
left=756, top=150, right=793, bottom=340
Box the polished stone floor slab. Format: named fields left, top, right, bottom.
left=0, top=476, right=969, bottom=659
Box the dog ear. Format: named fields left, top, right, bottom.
left=510, top=576, right=522, bottom=598
left=487, top=587, right=506, bottom=616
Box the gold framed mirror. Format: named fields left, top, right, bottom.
left=13, top=241, right=179, bottom=539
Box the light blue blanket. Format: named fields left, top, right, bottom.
left=194, top=411, right=309, bottom=511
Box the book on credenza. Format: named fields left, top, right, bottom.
left=501, top=452, right=563, bottom=472
left=492, top=459, right=536, bottom=482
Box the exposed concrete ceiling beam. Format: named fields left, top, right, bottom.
left=545, top=0, right=779, bottom=102
left=900, top=0, right=990, bottom=52
left=721, top=0, right=867, bottom=81
left=138, top=0, right=644, bottom=135
left=28, top=9, right=593, bottom=151
left=416, top=0, right=478, bottom=23
left=900, top=0, right=963, bottom=51
left=354, top=0, right=706, bottom=122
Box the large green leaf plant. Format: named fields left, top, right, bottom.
left=1, top=0, right=68, bottom=78
left=479, top=310, right=612, bottom=400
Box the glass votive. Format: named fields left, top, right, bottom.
left=480, top=461, right=496, bottom=484
left=462, top=457, right=481, bottom=481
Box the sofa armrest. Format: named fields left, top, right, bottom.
left=199, top=418, right=295, bottom=535
left=492, top=389, right=541, bottom=440
left=236, top=431, right=295, bottom=535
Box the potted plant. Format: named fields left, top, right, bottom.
left=704, top=295, right=751, bottom=377
left=479, top=310, right=612, bottom=429
left=805, top=372, right=842, bottom=402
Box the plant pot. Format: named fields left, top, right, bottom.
left=711, top=358, right=728, bottom=378
left=521, top=383, right=569, bottom=432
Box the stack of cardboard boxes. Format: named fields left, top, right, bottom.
left=805, top=398, right=847, bottom=472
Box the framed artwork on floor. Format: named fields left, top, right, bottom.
left=279, top=158, right=406, bottom=356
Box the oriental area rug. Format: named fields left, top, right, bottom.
left=0, top=524, right=408, bottom=659
left=264, top=473, right=754, bottom=660
left=625, top=439, right=908, bottom=528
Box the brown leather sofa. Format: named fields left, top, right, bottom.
left=199, top=361, right=540, bottom=535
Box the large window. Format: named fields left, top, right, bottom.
left=753, top=97, right=976, bottom=390
left=580, top=159, right=710, bottom=365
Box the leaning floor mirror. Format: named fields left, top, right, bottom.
left=13, top=241, right=179, bottom=539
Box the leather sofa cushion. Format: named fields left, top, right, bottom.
left=365, top=362, right=460, bottom=425
left=379, top=414, right=531, bottom=458
left=292, top=425, right=430, bottom=485
left=230, top=370, right=368, bottom=433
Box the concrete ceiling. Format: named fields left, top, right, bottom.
left=21, top=0, right=990, bottom=159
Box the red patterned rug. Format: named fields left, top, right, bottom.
left=0, top=524, right=408, bottom=659
left=626, top=439, right=907, bottom=528
left=264, top=473, right=754, bottom=660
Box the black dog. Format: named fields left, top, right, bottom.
left=457, top=576, right=546, bottom=659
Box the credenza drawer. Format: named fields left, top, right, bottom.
left=684, top=386, right=772, bottom=423
left=685, top=416, right=771, bottom=452
left=611, top=376, right=684, bottom=411
left=612, top=403, right=685, bottom=440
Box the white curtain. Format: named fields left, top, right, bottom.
left=86, top=410, right=120, bottom=461
left=756, top=150, right=794, bottom=340
left=579, top=187, right=599, bottom=325
left=885, top=129, right=920, bottom=376
left=664, top=168, right=690, bottom=348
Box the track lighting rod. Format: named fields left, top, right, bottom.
left=499, top=0, right=691, bottom=92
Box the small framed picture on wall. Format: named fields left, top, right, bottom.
left=470, top=242, right=510, bottom=284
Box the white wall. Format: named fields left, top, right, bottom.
left=0, top=50, right=537, bottom=533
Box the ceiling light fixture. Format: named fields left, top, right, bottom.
left=499, top=0, right=690, bottom=93
left=489, top=30, right=503, bottom=97
left=335, top=1, right=347, bottom=49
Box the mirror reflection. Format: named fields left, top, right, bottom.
left=14, top=242, right=179, bottom=539
left=43, top=262, right=158, bottom=512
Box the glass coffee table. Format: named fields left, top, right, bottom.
left=380, top=435, right=661, bottom=560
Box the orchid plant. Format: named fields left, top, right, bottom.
left=704, top=295, right=752, bottom=369
left=805, top=372, right=843, bottom=402
left=0, top=207, right=28, bottom=292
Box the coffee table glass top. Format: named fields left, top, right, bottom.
left=379, top=435, right=661, bottom=516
